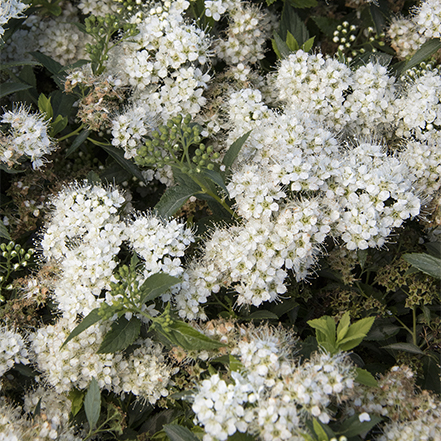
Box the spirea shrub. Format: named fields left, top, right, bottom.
left=0, top=0, right=440, bottom=440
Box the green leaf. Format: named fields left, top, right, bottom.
left=229, top=355, right=244, bottom=372
left=50, top=115, right=68, bottom=136
left=0, top=221, right=10, bottom=240
left=338, top=316, right=375, bottom=351
left=308, top=316, right=336, bottom=347
left=61, top=309, right=102, bottom=349
left=200, top=169, right=229, bottom=196
left=311, top=16, right=340, bottom=38
left=273, top=32, right=292, bottom=59
left=369, top=0, right=389, bottom=35
left=422, top=355, right=441, bottom=394
left=336, top=311, right=351, bottom=342
left=29, top=51, right=63, bottom=74
left=357, top=249, right=368, bottom=270
left=355, top=368, right=378, bottom=388
left=222, top=131, right=251, bottom=172
left=155, top=184, right=199, bottom=218
left=164, top=424, right=200, bottom=441
left=301, top=36, right=315, bottom=52
left=68, top=389, right=85, bottom=417
left=100, top=144, right=145, bottom=182
left=38, top=93, right=53, bottom=120
left=65, top=129, right=90, bottom=157
left=398, top=38, right=441, bottom=75
left=313, top=419, right=329, bottom=441
left=289, top=0, right=317, bottom=7
left=286, top=31, right=299, bottom=52
left=381, top=342, right=425, bottom=355
left=0, top=82, right=32, bottom=99
left=280, top=2, right=309, bottom=45
left=243, top=310, right=279, bottom=320
left=165, top=321, right=225, bottom=351
left=0, top=60, right=41, bottom=71
left=84, top=378, right=101, bottom=430
left=97, top=317, right=141, bottom=354
left=365, top=322, right=400, bottom=341
left=337, top=414, right=382, bottom=437
left=402, top=253, right=441, bottom=279
left=140, top=273, right=181, bottom=304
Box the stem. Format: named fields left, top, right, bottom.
left=57, top=124, right=85, bottom=142
left=412, top=306, right=417, bottom=346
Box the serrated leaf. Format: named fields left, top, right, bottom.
left=337, top=414, right=382, bottom=437
left=61, top=309, right=101, bottom=349
left=301, top=36, right=315, bottom=52
left=381, top=342, right=425, bottom=355
left=68, top=389, right=85, bottom=417
left=399, top=38, right=441, bottom=75
left=286, top=31, right=299, bottom=52
left=355, top=368, right=378, bottom=387
left=0, top=221, right=10, bottom=240
left=84, top=378, right=101, bottom=430
left=29, top=51, right=63, bottom=74
left=0, top=82, right=32, bottom=98
left=402, top=253, right=441, bottom=279
left=311, top=16, right=340, bottom=38
left=100, top=144, right=145, bottom=182
left=165, top=321, right=225, bottom=351
left=38, top=93, right=53, bottom=120
left=65, top=129, right=90, bottom=157
left=164, top=424, right=199, bottom=441
left=222, top=131, right=251, bottom=172
left=273, top=32, right=292, bottom=59
left=155, top=184, right=199, bottom=219
left=280, top=2, right=309, bottom=45
left=97, top=317, right=141, bottom=353
left=140, top=273, right=181, bottom=304
left=336, top=311, right=351, bottom=342
left=290, top=0, right=318, bottom=7
left=200, top=169, right=229, bottom=196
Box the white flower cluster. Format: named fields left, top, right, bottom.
left=414, top=0, right=441, bottom=39
left=77, top=0, right=120, bottom=16
left=0, top=106, right=56, bottom=169
left=30, top=317, right=172, bottom=403
left=41, top=182, right=127, bottom=320
left=0, top=0, right=28, bottom=38
left=214, top=3, right=274, bottom=67
left=1, top=4, right=93, bottom=66
left=204, top=0, right=235, bottom=21
left=193, top=326, right=357, bottom=440
left=0, top=326, right=29, bottom=378
left=379, top=416, right=441, bottom=441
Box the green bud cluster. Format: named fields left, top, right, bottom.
left=136, top=114, right=218, bottom=172
left=0, top=241, right=34, bottom=300
left=107, top=263, right=141, bottom=313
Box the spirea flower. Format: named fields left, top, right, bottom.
left=0, top=326, right=29, bottom=379
left=0, top=0, right=28, bottom=38
left=414, top=0, right=441, bottom=39
left=0, top=106, right=56, bottom=169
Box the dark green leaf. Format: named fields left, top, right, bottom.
left=84, top=378, right=101, bottom=430
left=61, top=309, right=102, bottom=349
left=65, top=129, right=90, bottom=157
left=365, top=322, right=400, bottom=341
left=381, top=342, right=425, bottom=355
left=398, top=38, right=441, bottom=75
left=369, top=0, right=389, bottom=35
left=421, top=355, right=441, bottom=394
left=226, top=433, right=256, bottom=440
left=164, top=320, right=225, bottom=351
left=29, top=51, right=63, bottom=75
left=140, top=273, right=181, bottom=304
left=402, top=253, right=441, bottom=279
left=200, top=169, right=229, bottom=196
left=243, top=310, right=279, bottom=320
left=155, top=184, right=199, bottom=219
left=0, top=82, right=32, bottom=98
left=0, top=221, right=10, bottom=240
left=0, top=60, right=41, bottom=71
left=100, top=144, right=145, bottom=182
left=424, top=241, right=441, bottom=258
left=274, top=32, right=292, bottom=59
left=164, top=424, right=199, bottom=441
left=50, top=90, right=78, bottom=118
left=311, top=16, right=340, bottom=38
left=280, top=2, right=309, bottom=45
left=337, top=414, right=382, bottom=437
left=222, top=131, right=251, bottom=172
left=97, top=317, right=141, bottom=353
left=289, top=0, right=317, bottom=7
left=355, top=368, right=378, bottom=387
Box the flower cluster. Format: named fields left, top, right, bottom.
left=0, top=0, right=27, bottom=38
left=0, top=106, right=56, bottom=169
left=192, top=324, right=357, bottom=440
left=0, top=326, right=28, bottom=379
